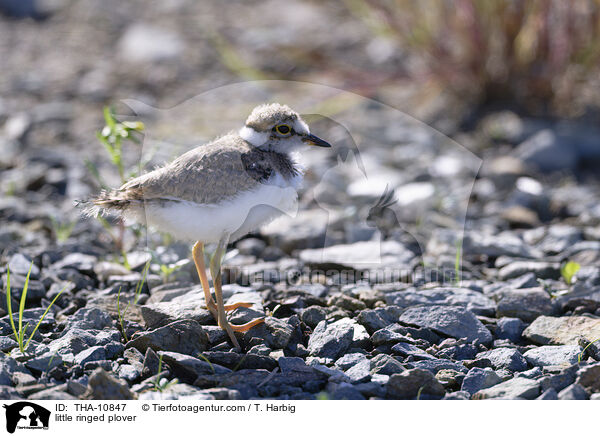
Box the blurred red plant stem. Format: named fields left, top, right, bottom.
left=344, top=0, right=600, bottom=116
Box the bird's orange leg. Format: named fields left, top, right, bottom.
left=193, top=242, right=254, bottom=315
left=210, top=235, right=265, bottom=350
left=192, top=241, right=218, bottom=320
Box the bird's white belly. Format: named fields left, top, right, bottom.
left=138, top=175, right=300, bottom=243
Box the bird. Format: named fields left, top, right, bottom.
left=85, top=103, right=331, bottom=350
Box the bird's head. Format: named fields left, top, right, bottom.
left=239, top=103, right=331, bottom=153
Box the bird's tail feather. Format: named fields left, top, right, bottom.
left=74, top=190, right=135, bottom=218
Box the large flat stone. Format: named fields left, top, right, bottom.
left=523, top=315, right=600, bottom=345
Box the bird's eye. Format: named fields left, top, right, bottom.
left=275, top=124, right=291, bottom=135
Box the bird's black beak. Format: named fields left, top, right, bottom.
left=302, top=133, right=331, bottom=148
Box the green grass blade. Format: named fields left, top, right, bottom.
left=103, top=106, right=116, bottom=130
left=5, top=268, right=19, bottom=343
left=18, top=262, right=34, bottom=337
left=134, top=260, right=150, bottom=304
left=578, top=338, right=600, bottom=363
left=19, top=322, right=29, bottom=352
left=197, top=353, right=215, bottom=375
left=23, top=285, right=67, bottom=352
left=116, top=286, right=128, bottom=342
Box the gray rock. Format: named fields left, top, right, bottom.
left=523, top=315, right=600, bottom=345
left=355, top=381, right=385, bottom=398
left=118, top=364, right=141, bottom=382
left=140, top=301, right=213, bottom=329
left=118, top=23, right=183, bottom=63
left=0, top=354, right=27, bottom=385
left=12, top=372, right=36, bottom=387
left=25, top=352, right=63, bottom=373
left=307, top=319, right=355, bottom=360
left=278, top=357, right=312, bottom=373
left=391, top=342, right=434, bottom=360
left=371, top=325, right=414, bottom=347
left=514, top=129, right=578, bottom=172
left=127, top=319, right=209, bottom=356
left=474, top=376, right=541, bottom=399
left=386, top=287, right=495, bottom=317
left=540, top=365, right=579, bottom=392
left=299, top=240, right=414, bottom=271
left=539, top=225, right=582, bottom=255
left=48, top=328, right=120, bottom=360
left=261, top=208, right=339, bottom=252
left=496, top=317, right=526, bottom=342
left=310, top=362, right=351, bottom=384
left=327, top=294, right=366, bottom=312
left=536, top=388, right=558, bottom=400
left=575, top=363, right=600, bottom=394
left=399, top=305, right=492, bottom=345
left=246, top=317, right=294, bottom=350
left=8, top=253, right=39, bottom=279
left=370, top=354, right=405, bottom=376
left=0, top=336, right=17, bottom=353
left=558, top=384, right=589, bottom=400
left=104, top=341, right=125, bottom=360
left=51, top=253, right=97, bottom=275
left=385, top=368, right=446, bottom=399
left=461, top=230, right=540, bottom=258
left=198, top=351, right=277, bottom=371
left=62, top=308, right=113, bottom=332
left=327, top=382, right=365, bottom=400
left=138, top=383, right=214, bottom=400
left=335, top=353, right=368, bottom=371
left=345, top=359, right=371, bottom=384
left=523, top=345, right=582, bottom=367
left=74, top=346, right=107, bottom=366
left=518, top=367, right=543, bottom=379
left=84, top=368, right=134, bottom=400
left=29, top=385, right=76, bottom=400
left=475, top=348, right=528, bottom=372
left=300, top=306, right=327, bottom=328
left=1, top=274, right=45, bottom=301
left=498, top=262, right=561, bottom=281
left=443, top=391, right=471, bottom=400
left=203, top=326, right=229, bottom=345
left=409, top=359, right=468, bottom=374
left=496, top=288, right=554, bottom=322
left=356, top=308, right=399, bottom=334
left=461, top=367, right=502, bottom=395
left=159, top=351, right=230, bottom=384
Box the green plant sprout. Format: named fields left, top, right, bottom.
left=49, top=216, right=76, bottom=243
left=159, top=262, right=184, bottom=284
left=116, top=261, right=150, bottom=341
left=561, top=261, right=581, bottom=286
left=5, top=263, right=67, bottom=354
left=454, top=237, right=462, bottom=286
left=153, top=353, right=178, bottom=392
left=91, top=106, right=145, bottom=260
left=96, top=106, right=145, bottom=184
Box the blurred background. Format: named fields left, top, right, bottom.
left=1, top=0, right=599, bottom=279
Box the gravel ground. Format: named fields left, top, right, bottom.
left=1, top=0, right=600, bottom=401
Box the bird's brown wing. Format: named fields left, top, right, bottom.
left=115, top=134, right=261, bottom=205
